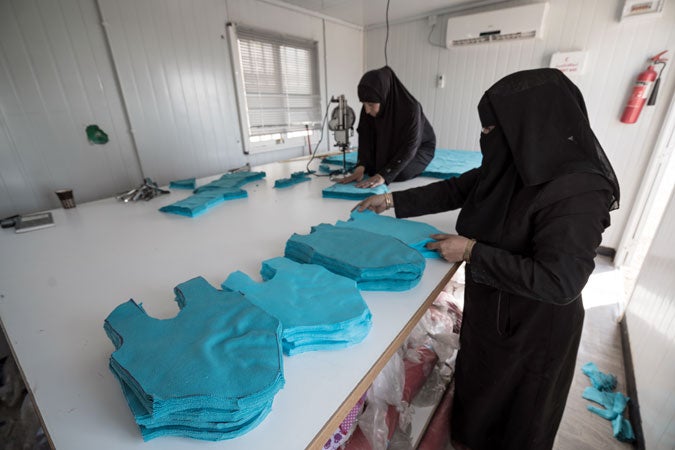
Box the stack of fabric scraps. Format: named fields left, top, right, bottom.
left=320, top=149, right=482, bottom=180
left=285, top=223, right=425, bottom=291
left=222, top=257, right=372, bottom=356
left=103, top=276, right=284, bottom=441
left=169, top=177, right=196, bottom=190
left=159, top=171, right=265, bottom=217
left=322, top=182, right=388, bottom=200
left=335, top=210, right=444, bottom=258
left=274, top=171, right=312, bottom=189
left=581, top=362, right=635, bottom=442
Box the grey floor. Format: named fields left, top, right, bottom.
left=553, top=256, right=635, bottom=450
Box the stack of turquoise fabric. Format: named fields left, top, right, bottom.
left=335, top=210, right=444, bottom=258
left=274, top=171, right=312, bottom=189
left=284, top=224, right=426, bottom=291
left=321, top=149, right=482, bottom=179
left=222, top=257, right=372, bottom=355
left=103, top=277, right=284, bottom=441
left=322, top=182, right=388, bottom=200
left=159, top=171, right=266, bottom=217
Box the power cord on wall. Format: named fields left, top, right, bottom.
left=384, top=0, right=390, bottom=66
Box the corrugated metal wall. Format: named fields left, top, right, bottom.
left=0, top=0, right=363, bottom=216
left=0, top=0, right=143, bottom=216
left=625, top=187, right=675, bottom=449
left=364, top=0, right=675, bottom=249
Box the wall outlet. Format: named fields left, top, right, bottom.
left=437, top=74, right=445, bottom=89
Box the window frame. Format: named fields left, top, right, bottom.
left=227, top=23, right=323, bottom=154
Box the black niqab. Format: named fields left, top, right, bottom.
left=457, top=68, right=620, bottom=245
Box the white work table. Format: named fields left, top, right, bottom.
left=0, top=159, right=460, bottom=450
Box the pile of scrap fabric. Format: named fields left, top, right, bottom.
left=581, top=362, right=635, bottom=442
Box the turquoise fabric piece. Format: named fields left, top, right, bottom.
left=103, top=276, right=284, bottom=441
left=335, top=209, right=443, bottom=258
left=322, top=182, right=389, bottom=200
left=421, top=149, right=482, bottom=179
left=285, top=223, right=426, bottom=291
left=581, top=362, right=634, bottom=443
left=321, top=149, right=481, bottom=180
left=159, top=171, right=265, bottom=217
left=323, top=152, right=357, bottom=166
left=582, top=361, right=617, bottom=391
left=274, top=171, right=312, bottom=189
left=169, top=178, right=196, bottom=190
left=222, top=257, right=372, bottom=355
left=583, top=387, right=628, bottom=420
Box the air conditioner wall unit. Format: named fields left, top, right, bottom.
left=446, top=2, right=549, bottom=47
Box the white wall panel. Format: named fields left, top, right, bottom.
left=0, top=0, right=142, bottom=217
left=365, top=0, right=675, bottom=249
left=98, top=0, right=246, bottom=184
left=625, top=188, right=675, bottom=450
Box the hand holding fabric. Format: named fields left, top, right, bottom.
left=425, top=234, right=472, bottom=262
left=353, top=194, right=388, bottom=214
left=337, top=165, right=365, bottom=184
left=356, top=174, right=385, bottom=189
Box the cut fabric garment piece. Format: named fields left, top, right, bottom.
left=222, top=257, right=371, bottom=356
left=274, top=171, right=312, bottom=189
left=322, top=182, right=388, bottom=200
left=103, top=276, right=284, bottom=441
left=322, top=149, right=481, bottom=180
left=582, top=361, right=617, bottom=391
left=335, top=209, right=444, bottom=259
left=581, top=362, right=635, bottom=443
left=159, top=171, right=265, bottom=217
left=169, top=178, right=196, bottom=190
left=420, top=149, right=482, bottom=179
left=285, top=223, right=425, bottom=291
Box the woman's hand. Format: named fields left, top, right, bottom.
left=356, top=174, right=385, bottom=189
left=425, top=234, right=472, bottom=262
left=352, top=194, right=388, bottom=214
left=336, top=165, right=365, bottom=184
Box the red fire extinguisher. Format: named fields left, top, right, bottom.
left=621, top=51, right=668, bottom=124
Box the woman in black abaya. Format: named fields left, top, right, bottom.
left=339, top=66, right=436, bottom=188
left=354, top=68, right=620, bottom=449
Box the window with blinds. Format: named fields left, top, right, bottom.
left=235, top=27, right=321, bottom=147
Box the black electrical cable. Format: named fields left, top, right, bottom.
left=305, top=101, right=333, bottom=175
left=384, top=0, right=390, bottom=66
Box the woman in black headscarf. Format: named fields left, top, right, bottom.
left=354, top=68, right=620, bottom=449
left=338, top=66, right=436, bottom=188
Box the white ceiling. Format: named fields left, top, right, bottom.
left=277, top=0, right=510, bottom=27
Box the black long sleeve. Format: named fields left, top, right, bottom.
left=469, top=189, right=611, bottom=304
left=392, top=168, right=480, bottom=218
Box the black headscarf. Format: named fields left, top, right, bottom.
left=457, top=68, right=620, bottom=245
left=356, top=66, right=434, bottom=182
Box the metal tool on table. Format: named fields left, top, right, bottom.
left=116, top=178, right=170, bottom=203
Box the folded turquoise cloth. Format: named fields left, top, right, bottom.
left=335, top=210, right=444, bottom=258
left=322, top=182, right=388, bottom=200
left=285, top=223, right=425, bottom=291
left=222, top=257, right=371, bottom=355
left=169, top=178, right=196, bottom=190
left=274, top=171, right=312, bottom=189
left=321, top=149, right=482, bottom=179
left=103, top=276, right=284, bottom=441
left=159, top=171, right=265, bottom=217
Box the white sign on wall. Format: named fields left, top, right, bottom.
left=550, top=51, right=588, bottom=76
